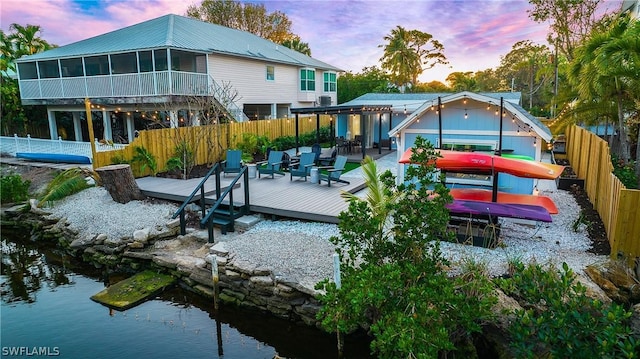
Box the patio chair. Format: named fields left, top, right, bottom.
left=257, top=150, right=285, bottom=178
left=319, top=155, right=350, bottom=187
left=222, top=149, right=243, bottom=177
left=311, top=143, right=321, bottom=164
left=318, top=147, right=337, bottom=166
left=290, top=152, right=316, bottom=181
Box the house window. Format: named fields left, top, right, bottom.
left=60, top=58, right=84, bottom=77
left=170, top=50, right=205, bottom=73
left=139, top=51, right=153, bottom=72
left=38, top=60, right=60, bottom=78
left=323, top=72, right=336, bottom=92
left=154, top=49, right=168, bottom=71
left=266, top=65, right=275, bottom=81
left=17, top=62, right=38, bottom=79
left=441, top=140, right=497, bottom=186
left=111, top=52, right=138, bottom=74
left=300, top=68, right=315, bottom=91
left=85, top=55, right=109, bottom=76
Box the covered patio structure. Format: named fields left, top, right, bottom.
left=290, top=104, right=394, bottom=160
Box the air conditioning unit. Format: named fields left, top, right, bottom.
left=319, top=96, right=331, bottom=106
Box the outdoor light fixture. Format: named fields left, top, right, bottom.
left=464, top=110, right=468, bottom=119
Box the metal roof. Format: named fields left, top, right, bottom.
left=341, top=92, right=521, bottom=112
left=17, top=14, right=341, bottom=71
left=388, top=91, right=552, bottom=141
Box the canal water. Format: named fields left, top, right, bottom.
left=1, top=227, right=371, bottom=358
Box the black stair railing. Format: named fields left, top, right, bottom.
left=172, top=163, right=221, bottom=236
left=172, top=164, right=250, bottom=243
left=201, top=166, right=250, bottom=242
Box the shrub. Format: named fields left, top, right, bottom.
left=497, top=261, right=639, bottom=358
left=131, top=146, right=157, bottom=176
left=317, top=137, right=496, bottom=357
left=612, top=155, right=638, bottom=189
left=0, top=173, right=31, bottom=204
left=166, top=141, right=194, bottom=179
left=37, top=168, right=95, bottom=207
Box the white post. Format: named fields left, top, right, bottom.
left=47, top=109, right=58, bottom=140
left=125, top=112, right=135, bottom=143
left=102, top=109, right=113, bottom=141
left=13, top=134, right=18, bottom=153
left=211, top=256, right=219, bottom=310
left=333, top=253, right=341, bottom=289
left=72, top=112, right=82, bottom=141
left=27, top=134, right=32, bottom=152
left=169, top=110, right=178, bottom=128
left=58, top=136, right=63, bottom=152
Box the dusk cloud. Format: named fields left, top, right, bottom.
left=1, top=0, right=553, bottom=82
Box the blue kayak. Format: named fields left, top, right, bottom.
left=16, top=152, right=92, bottom=164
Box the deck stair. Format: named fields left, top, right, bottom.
left=169, top=163, right=250, bottom=243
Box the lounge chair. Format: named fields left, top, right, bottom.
left=319, top=155, right=350, bottom=187
left=318, top=147, right=337, bottom=166
left=257, top=150, right=285, bottom=178
left=290, top=152, right=316, bottom=181
left=222, top=149, right=243, bottom=177
left=311, top=143, right=321, bottom=164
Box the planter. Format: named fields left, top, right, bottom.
left=556, top=177, right=584, bottom=190
left=246, top=164, right=257, bottom=179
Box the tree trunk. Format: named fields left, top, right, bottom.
left=96, top=164, right=145, bottom=204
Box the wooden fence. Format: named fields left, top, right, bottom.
left=566, top=125, right=640, bottom=260
left=93, top=116, right=331, bottom=176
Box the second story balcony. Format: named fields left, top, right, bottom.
left=17, top=48, right=211, bottom=103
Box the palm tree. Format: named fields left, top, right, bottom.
left=281, top=36, right=311, bottom=56
left=379, top=26, right=447, bottom=91
left=8, top=23, right=51, bottom=58
left=379, top=26, right=420, bottom=90
left=569, top=15, right=639, bottom=165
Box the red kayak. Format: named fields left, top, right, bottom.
left=399, top=149, right=564, bottom=180
left=450, top=188, right=558, bottom=214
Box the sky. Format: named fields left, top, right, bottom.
left=1, top=0, right=565, bottom=83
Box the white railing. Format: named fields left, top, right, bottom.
left=0, top=135, right=127, bottom=158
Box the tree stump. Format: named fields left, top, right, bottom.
left=95, top=164, right=145, bottom=204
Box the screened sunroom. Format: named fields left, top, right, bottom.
left=17, top=48, right=209, bottom=101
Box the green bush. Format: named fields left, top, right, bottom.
left=612, top=155, right=638, bottom=189
left=38, top=168, right=94, bottom=207
left=166, top=141, right=194, bottom=179
left=0, top=173, right=31, bottom=204
left=131, top=146, right=157, bottom=176
left=317, top=138, right=496, bottom=357
left=497, top=261, right=639, bottom=358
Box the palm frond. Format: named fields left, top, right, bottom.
left=37, top=168, right=95, bottom=207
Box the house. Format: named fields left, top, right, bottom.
left=15, top=14, right=341, bottom=143
left=387, top=91, right=553, bottom=194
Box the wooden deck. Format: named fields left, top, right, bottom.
left=136, top=171, right=367, bottom=224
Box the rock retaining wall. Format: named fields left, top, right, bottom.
left=1, top=203, right=322, bottom=327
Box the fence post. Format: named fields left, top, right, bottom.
left=27, top=134, right=31, bottom=152
left=13, top=134, right=18, bottom=153
left=58, top=136, right=63, bottom=152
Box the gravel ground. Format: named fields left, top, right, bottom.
left=45, top=182, right=607, bottom=287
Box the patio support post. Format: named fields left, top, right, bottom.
left=437, top=97, right=443, bottom=149
left=72, top=112, right=82, bottom=141
left=389, top=110, right=393, bottom=150
left=295, top=114, right=299, bottom=153
left=378, top=112, right=382, bottom=154
left=47, top=108, right=58, bottom=140
left=84, top=98, right=97, bottom=168
left=316, top=113, right=320, bottom=144
left=491, top=97, right=504, bottom=203
left=360, top=114, right=365, bottom=160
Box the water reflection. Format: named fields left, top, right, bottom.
left=1, top=234, right=74, bottom=304
left=0, top=226, right=371, bottom=358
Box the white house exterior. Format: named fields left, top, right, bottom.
left=15, top=14, right=341, bottom=143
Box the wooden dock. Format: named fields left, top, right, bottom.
left=136, top=172, right=367, bottom=224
